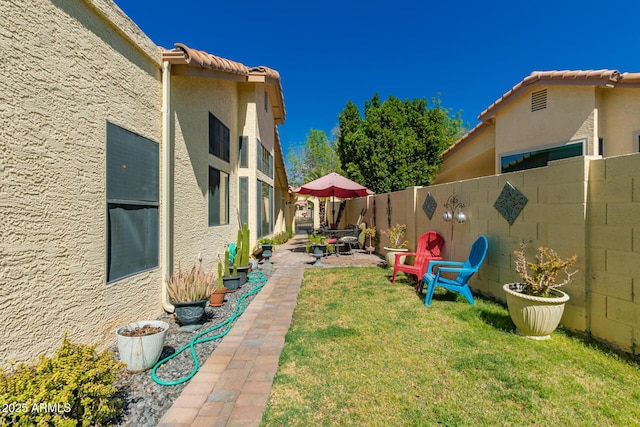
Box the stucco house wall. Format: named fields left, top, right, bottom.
left=494, top=85, right=598, bottom=168
left=1, top=0, right=292, bottom=366
left=0, top=0, right=163, bottom=364
left=434, top=124, right=495, bottom=184
left=170, top=76, right=240, bottom=268
left=598, top=88, right=640, bottom=156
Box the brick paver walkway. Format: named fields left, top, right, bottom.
left=157, top=235, right=384, bottom=426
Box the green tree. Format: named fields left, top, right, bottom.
left=286, top=129, right=342, bottom=188
left=337, top=94, right=465, bottom=193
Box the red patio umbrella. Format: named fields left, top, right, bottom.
left=293, top=172, right=373, bottom=226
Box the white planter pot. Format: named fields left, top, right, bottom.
left=116, top=320, right=168, bottom=372
left=503, top=283, right=569, bottom=340
left=384, top=247, right=409, bottom=266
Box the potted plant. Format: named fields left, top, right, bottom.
left=382, top=224, right=409, bottom=266
left=363, top=227, right=377, bottom=254
left=222, top=249, right=241, bottom=292
left=306, top=233, right=329, bottom=266
left=503, top=244, right=578, bottom=340
left=248, top=255, right=259, bottom=271
left=166, top=261, right=214, bottom=325
left=234, top=223, right=251, bottom=285
left=116, top=320, right=169, bottom=372
left=209, top=262, right=227, bottom=307
left=257, top=237, right=274, bottom=266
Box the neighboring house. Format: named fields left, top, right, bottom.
left=0, top=0, right=294, bottom=366
left=435, top=70, right=640, bottom=183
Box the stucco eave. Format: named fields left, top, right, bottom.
left=170, top=64, right=247, bottom=82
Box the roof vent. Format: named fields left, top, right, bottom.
left=531, top=89, right=547, bottom=112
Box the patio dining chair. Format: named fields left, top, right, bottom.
left=338, top=208, right=367, bottom=252
left=391, top=231, right=444, bottom=285
left=417, top=235, right=488, bottom=306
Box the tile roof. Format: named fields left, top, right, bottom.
left=444, top=69, right=640, bottom=157
left=478, top=69, right=623, bottom=122
left=165, top=43, right=282, bottom=80
left=162, top=43, right=285, bottom=122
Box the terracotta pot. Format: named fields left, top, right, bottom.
left=503, top=283, right=570, bottom=340
left=209, top=286, right=227, bottom=307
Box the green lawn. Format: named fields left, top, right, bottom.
left=262, top=267, right=640, bottom=426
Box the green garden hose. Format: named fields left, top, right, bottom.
left=152, top=271, right=268, bottom=386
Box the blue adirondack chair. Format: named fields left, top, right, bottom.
left=417, top=235, right=488, bottom=306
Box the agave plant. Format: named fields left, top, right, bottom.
left=166, top=261, right=214, bottom=302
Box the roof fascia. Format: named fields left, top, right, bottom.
left=442, top=121, right=492, bottom=158
left=170, top=64, right=247, bottom=82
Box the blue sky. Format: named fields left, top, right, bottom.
left=114, top=0, right=640, bottom=158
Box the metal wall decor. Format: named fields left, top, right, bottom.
left=442, top=192, right=467, bottom=259
left=443, top=193, right=466, bottom=225
left=494, top=181, right=528, bottom=225
left=422, top=192, right=437, bottom=219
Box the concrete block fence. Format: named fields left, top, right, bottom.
left=340, top=153, right=640, bottom=353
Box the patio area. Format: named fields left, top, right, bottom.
left=157, top=235, right=384, bottom=426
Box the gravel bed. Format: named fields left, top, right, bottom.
left=110, top=274, right=269, bottom=426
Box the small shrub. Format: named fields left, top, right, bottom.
left=0, top=334, right=123, bottom=426
left=383, top=224, right=408, bottom=249
left=273, top=231, right=290, bottom=245
left=514, top=244, right=578, bottom=297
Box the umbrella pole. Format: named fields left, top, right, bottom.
left=331, top=194, right=336, bottom=228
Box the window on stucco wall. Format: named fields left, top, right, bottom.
left=257, top=179, right=273, bottom=237
left=501, top=140, right=584, bottom=173
left=106, top=122, right=159, bottom=283
left=239, top=136, right=248, bottom=168
left=257, top=140, right=273, bottom=178
left=209, top=113, right=230, bottom=162
left=209, top=167, right=229, bottom=226
left=239, top=177, right=248, bottom=227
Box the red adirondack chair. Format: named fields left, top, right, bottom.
left=391, top=231, right=445, bottom=285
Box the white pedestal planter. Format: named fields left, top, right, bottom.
left=503, top=283, right=569, bottom=340
left=384, top=247, right=408, bottom=267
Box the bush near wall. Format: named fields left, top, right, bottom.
left=0, top=334, right=123, bottom=426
